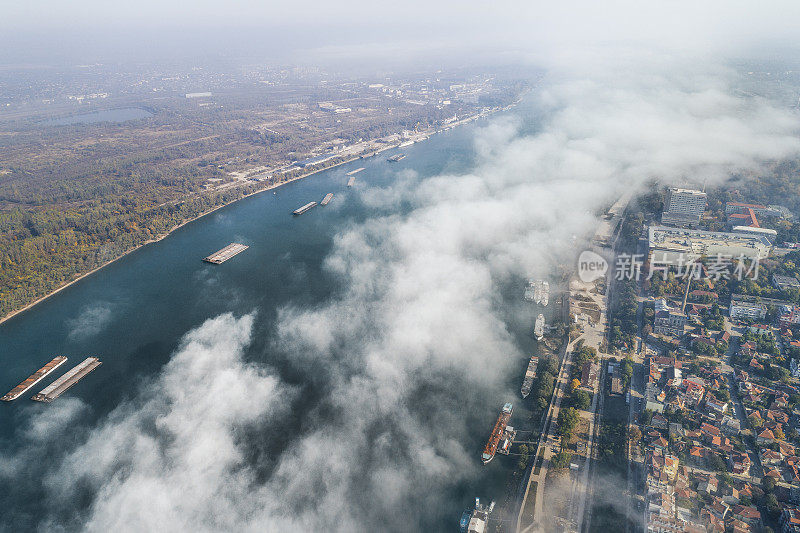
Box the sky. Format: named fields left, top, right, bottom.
left=3, top=1, right=800, bottom=66
left=3, top=2, right=800, bottom=532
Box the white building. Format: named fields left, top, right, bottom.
left=661, top=188, right=707, bottom=227
left=733, top=225, right=778, bottom=243
left=730, top=298, right=767, bottom=320
left=648, top=225, right=771, bottom=265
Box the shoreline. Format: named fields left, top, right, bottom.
left=0, top=102, right=519, bottom=327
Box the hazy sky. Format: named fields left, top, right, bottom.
left=4, top=1, right=800, bottom=65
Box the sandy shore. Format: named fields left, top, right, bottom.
left=0, top=104, right=518, bottom=326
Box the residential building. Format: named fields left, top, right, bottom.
left=661, top=188, right=707, bottom=227
left=775, top=274, right=800, bottom=292
left=654, top=299, right=687, bottom=337
left=730, top=296, right=768, bottom=320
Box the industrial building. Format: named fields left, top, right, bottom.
left=648, top=225, right=771, bottom=265
left=660, top=188, right=707, bottom=227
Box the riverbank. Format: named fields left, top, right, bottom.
left=0, top=103, right=518, bottom=326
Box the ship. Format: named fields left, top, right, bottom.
left=481, top=402, right=513, bottom=464
left=292, top=202, right=317, bottom=215
left=459, top=498, right=495, bottom=533
left=520, top=355, right=539, bottom=398
left=346, top=167, right=365, bottom=176
left=387, top=153, right=406, bottom=162
left=321, top=193, right=334, bottom=206
left=534, top=314, right=545, bottom=341
left=541, top=280, right=550, bottom=306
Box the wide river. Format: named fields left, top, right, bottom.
left=0, top=105, right=550, bottom=531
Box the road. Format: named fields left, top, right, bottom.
left=516, top=193, right=627, bottom=533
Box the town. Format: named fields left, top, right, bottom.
left=465, top=179, right=800, bottom=533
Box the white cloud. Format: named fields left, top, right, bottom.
left=66, top=302, right=114, bottom=342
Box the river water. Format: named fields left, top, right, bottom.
left=0, top=105, right=552, bottom=531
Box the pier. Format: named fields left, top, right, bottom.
left=321, top=193, right=334, bottom=206
left=32, top=357, right=101, bottom=402
left=1, top=356, right=68, bottom=401
left=202, top=243, right=249, bottom=264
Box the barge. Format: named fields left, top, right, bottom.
left=1, top=356, right=68, bottom=401
left=32, top=357, right=101, bottom=402
left=347, top=176, right=356, bottom=187
left=520, top=356, right=539, bottom=399
left=292, top=201, right=317, bottom=215
left=346, top=168, right=365, bottom=176
left=321, top=193, right=334, bottom=206
left=203, top=243, right=249, bottom=264
left=387, top=153, right=406, bottom=162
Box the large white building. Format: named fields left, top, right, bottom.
left=648, top=225, right=772, bottom=265
left=729, top=295, right=768, bottom=320
left=661, top=188, right=707, bottom=227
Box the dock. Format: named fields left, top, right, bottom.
left=321, top=193, right=334, bottom=206
left=202, top=243, right=249, bottom=264
left=1, top=356, right=68, bottom=401
left=32, top=357, right=101, bottom=402
left=293, top=201, right=317, bottom=215
left=346, top=168, right=365, bottom=176
left=347, top=176, right=356, bottom=187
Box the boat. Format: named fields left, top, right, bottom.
left=321, top=193, right=334, bottom=206
left=541, top=281, right=550, bottom=307
left=459, top=498, right=495, bottom=533
left=346, top=167, right=365, bottom=176
left=292, top=202, right=317, bottom=215
left=520, top=356, right=539, bottom=398
left=534, top=314, right=545, bottom=341
left=387, top=153, right=406, bottom=162
left=347, top=176, right=356, bottom=187
left=481, top=402, right=513, bottom=464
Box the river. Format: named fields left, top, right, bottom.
left=0, top=105, right=551, bottom=531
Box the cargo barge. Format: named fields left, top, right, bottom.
left=346, top=168, right=365, bottom=176
left=387, top=153, right=406, bottom=162
left=481, top=402, right=512, bottom=464
left=520, top=356, right=539, bottom=398
left=292, top=201, right=317, bottom=215
left=321, top=193, right=334, bottom=206
left=1, top=356, right=68, bottom=401
left=203, top=243, right=249, bottom=264
left=347, top=176, right=356, bottom=187
left=32, top=357, right=101, bottom=402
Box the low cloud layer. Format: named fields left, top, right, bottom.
left=3, top=55, right=800, bottom=532
left=66, top=302, right=114, bottom=342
